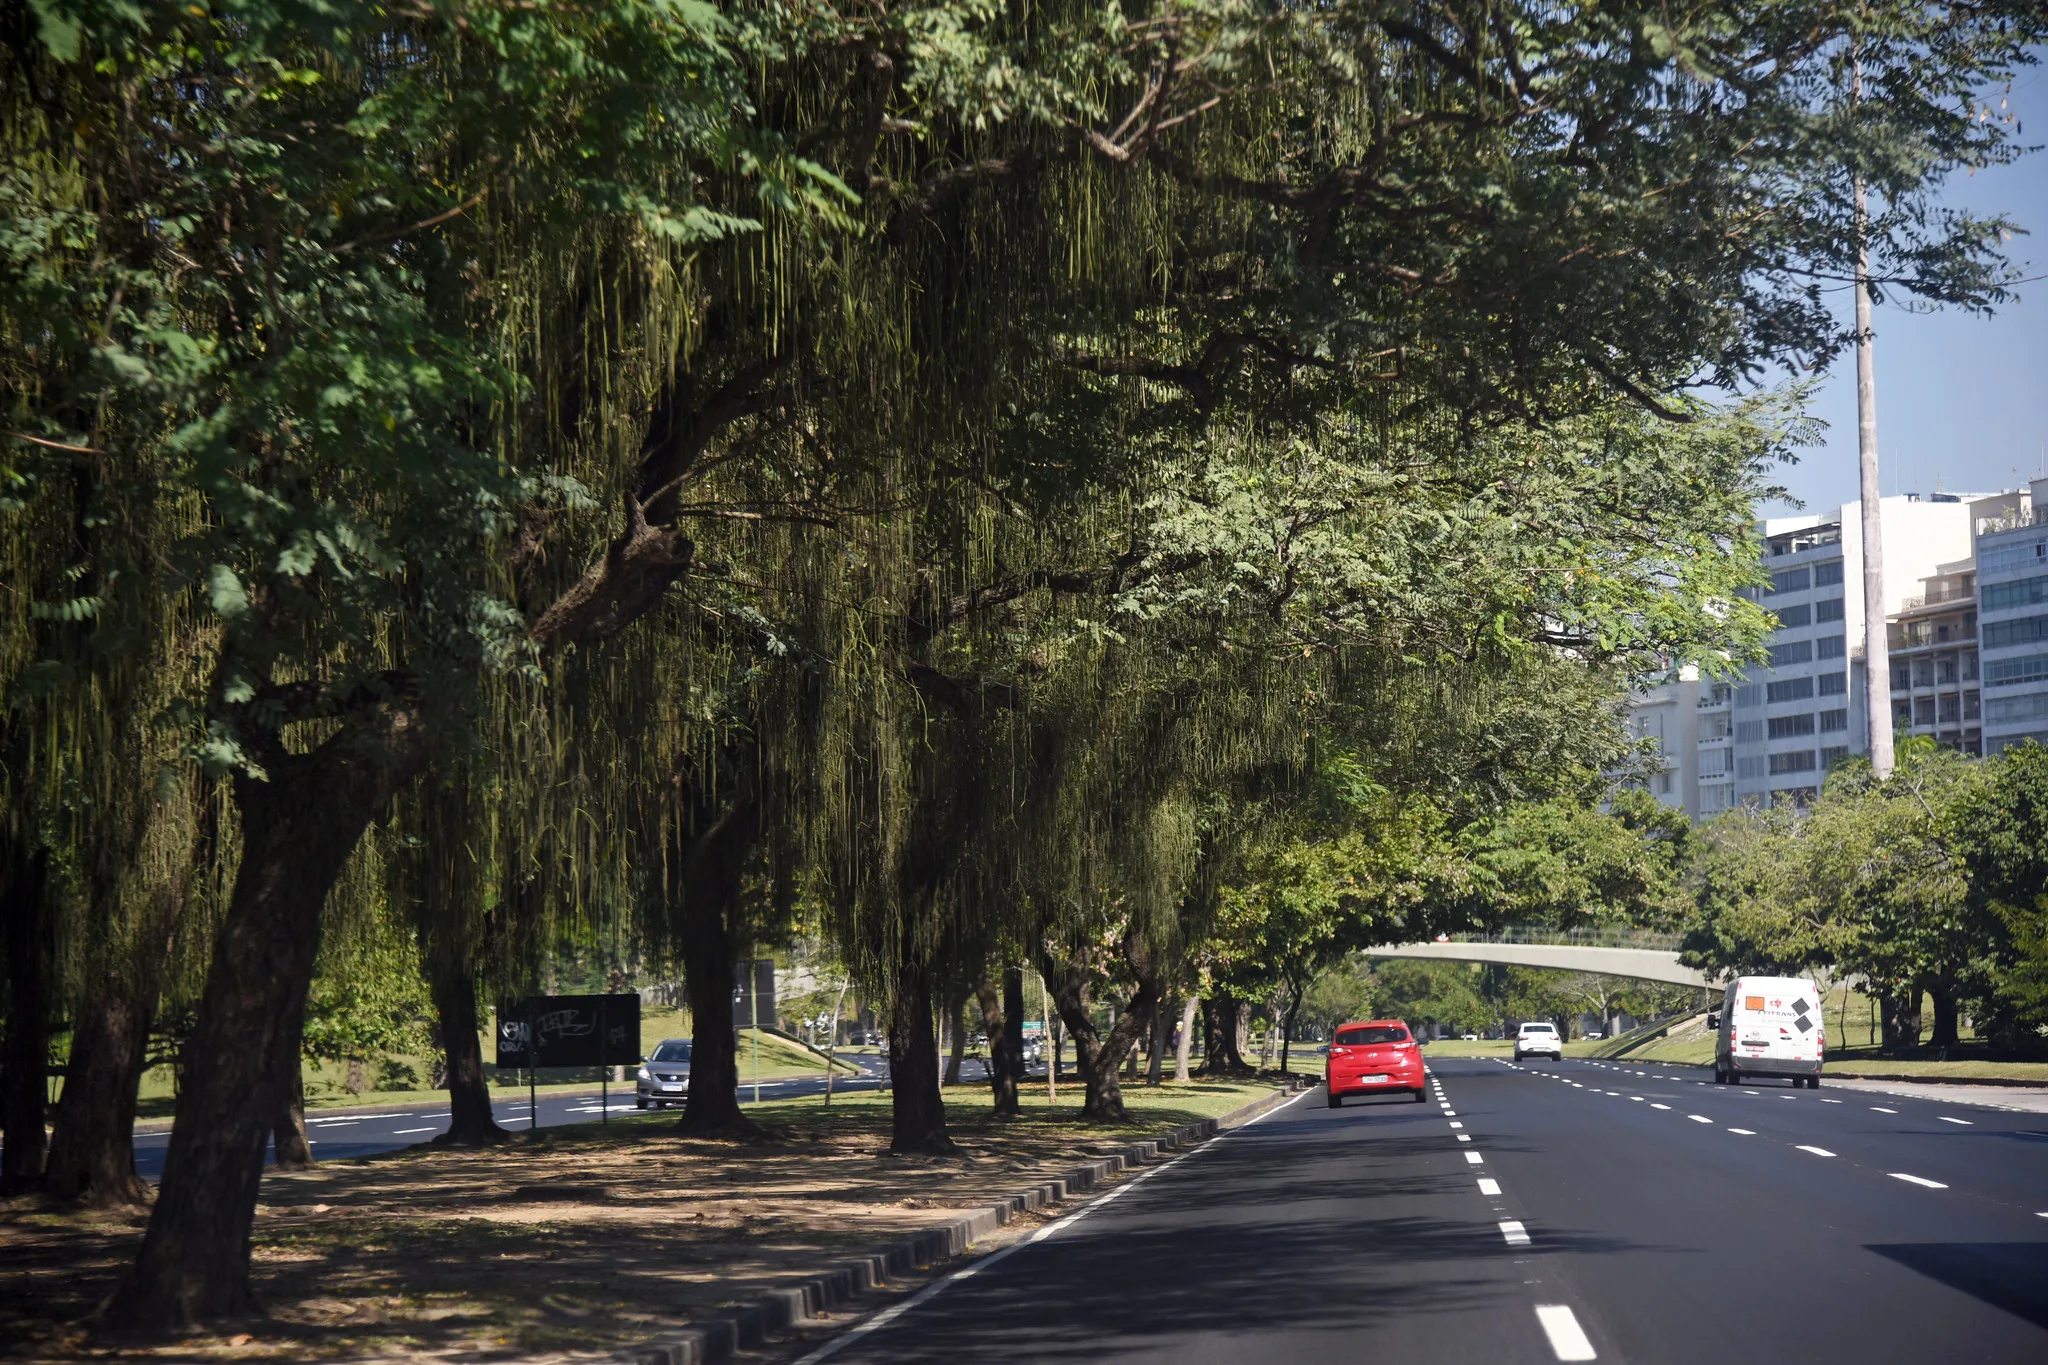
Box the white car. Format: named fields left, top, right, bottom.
left=1514, top=1022, right=1562, bottom=1061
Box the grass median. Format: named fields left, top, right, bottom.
left=3, top=1076, right=1282, bottom=1361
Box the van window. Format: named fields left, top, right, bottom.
left=1335, top=1026, right=1408, bottom=1045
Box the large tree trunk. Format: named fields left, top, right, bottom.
left=977, top=968, right=1023, bottom=1116
left=1202, top=997, right=1249, bottom=1073
left=427, top=959, right=506, bottom=1147
left=272, top=1068, right=313, bottom=1170
left=1, top=842, right=53, bottom=1196
left=1927, top=984, right=1959, bottom=1049
left=670, top=791, right=761, bottom=1138
left=1041, top=953, right=1159, bottom=1122
left=1173, top=997, right=1196, bottom=1083
left=46, top=984, right=157, bottom=1203
left=1279, top=990, right=1304, bottom=1077
left=112, top=711, right=425, bottom=1329
left=1146, top=1000, right=1171, bottom=1086
left=887, top=957, right=955, bottom=1154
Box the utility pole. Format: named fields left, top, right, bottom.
left=1853, top=54, right=1894, bottom=781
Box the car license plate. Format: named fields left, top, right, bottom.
left=661, top=1084, right=684, bottom=1092
left=1361, top=1073, right=1390, bottom=1084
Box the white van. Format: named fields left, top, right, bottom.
left=1714, top=976, right=1825, bottom=1087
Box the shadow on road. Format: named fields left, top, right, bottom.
left=1865, top=1243, right=2048, bottom=1330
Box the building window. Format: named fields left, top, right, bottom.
left=1769, top=568, right=1812, bottom=595
left=1818, top=672, right=1847, bottom=696
left=1894, top=699, right=1913, bottom=724
left=1735, top=720, right=1764, bottom=744
left=1913, top=659, right=1935, bottom=688
left=1816, top=597, right=1846, bottom=622
left=1891, top=663, right=1912, bottom=691
left=1983, top=614, right=2048, bottom=651
left=1701, top=784, right=1734, bottom=813
left=1820, top=746, right=1850, bottom=767
left=1736, top=756, right=1767, bottom=780
left=1699, top=748, right=1730, bottom=776
left=1768, top=714, right=1817, bottom=738
left=1987, top=692, right=2048, bottom=725
left=1769, top=640, right=1814, bottom=666
left=1963, top=651, right=1979, bottom=682
left=1775, top=603, right=1812, bottom=628
left=1814, top=561, right=1845, bottom=587
left=1819, top=709, right=1848, bottom=733
left=1736, top=684, right=1763, bottom=708
left=1768, top=750, right=1817, bottom=774
left=1937, top=657, right=1958, bottom=685
left=1914, top=698, right=1936, bottom=727
left=1965, top=692, right=1981, bottom=721
left=1985, top=654, right=2048, bottom=687
left=1939, top=695, right=1961, bottom=724
left=1982, top=574, right=2048, bottom=612
left=1980, top=537, right=2048, bottom=575
left=1766, top=676, right=1815, bottom=703
left=1816, top=635, right=1846, bottom=659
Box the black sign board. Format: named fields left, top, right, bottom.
left=732, top=959, right=776, bottom=1029
left=495, top=993, right=641, bottom=1069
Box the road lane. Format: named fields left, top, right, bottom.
left=129, top=1053, right=894, bottom=1180
left=771, top=1055, right=2048, bottom=1364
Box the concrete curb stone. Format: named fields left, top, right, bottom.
left=617, top=1086, right=1293, bottom=1365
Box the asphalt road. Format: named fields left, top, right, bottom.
left=781, top=1055, right=2048, bottom=1365
left=131, top=1052, right=898, bottom=1180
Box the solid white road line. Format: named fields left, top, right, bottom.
left=1499, top=1220, right=1530, bottom=1247
left=1727, top=1128, right=1755, bottom=1135
left=1938, top=1116, right=1973, bottom=1125
left=1891, top=1173, right=1948, bottom=1189
left=1535, top=1304, right=1597, bottom=1361
left=1688, top=1115, right=1712, bottom=1124
left=1478, top=1178, right=1501, bottom=1196
left=311, top=1121, right=359, bottom=1128
left=1466, top=1151, right=1485, bottom=1164
left=1871, top=1107, right=1898, bottom=1114
left=1797, top=1146, right=1836, bottom=1158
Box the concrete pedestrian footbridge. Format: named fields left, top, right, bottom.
left=1366, top=929, right=1713, bottom=988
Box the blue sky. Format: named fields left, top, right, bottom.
left=1758, top=63, right=2048, bottom=517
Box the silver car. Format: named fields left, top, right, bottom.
left=635, top=1038, right=692, bottom=1107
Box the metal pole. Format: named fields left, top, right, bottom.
left=600, top=996, right=608, bottom=1126
left=527, top=1000, right=538, bottom=1136
left=751, top=959, right=762, bottom=1106
left=1852, top=53, right=1894, bottom=781
left=1042, top=974, right=1056, bottom=1103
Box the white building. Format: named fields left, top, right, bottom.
left=1625, top=493, right=2001, bottom=816
left=1975, top=478, right=2048, bottom=754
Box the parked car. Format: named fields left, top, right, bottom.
left=1584, top=1030, right=1604, bottom=1041
left=1460, top=1034, right=1478, bottom=1041
left=635, top=1038, right=692, bottom=1108
left=1514, top=1021, right=1562, bottom=1061
left=1325, top=1020, right=1427, bottom=1108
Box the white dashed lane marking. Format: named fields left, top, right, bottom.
left=1478, top=1178, right=1501, bottom=1196
left=1688, top=1114, right=1712, bottom=1124
left=1872, top=1107, right=1898, bottom=1114
left=1727, top=1128, right=1755, bottom=1135
left=1535, top=1304, right=1597, bottom=1361
left=1466, top=1151, right=1485, bottom=1164
left=1891, top=1173, right=1948, bottom=1189
left=1650, top=1104, right=1671, bottom=1110
left=392, top=1127, right=438, bottom=1135
left=1797, top=1146, right=1836, bottom=1158
left=1499, top=1220, right=1531, bottom=1247
left=1938, top=1117, right=1973, bottom=1126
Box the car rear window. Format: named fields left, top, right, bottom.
left=1522, top=1024, right=1556, bottom=1034
left=652, top=1041, right=693, bottom=1062
left=1335, top=1026, right=1408, bottom=1045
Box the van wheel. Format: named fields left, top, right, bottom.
left=1808, top=1076, right=1821, bottom=1089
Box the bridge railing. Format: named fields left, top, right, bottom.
left=1424, top=926, right=1686, bottom=952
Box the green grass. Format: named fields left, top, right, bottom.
left=1417, top=1039, right=1514, bottom=1057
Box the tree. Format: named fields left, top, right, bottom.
left=1955, top=742, right=2048, bottom=1047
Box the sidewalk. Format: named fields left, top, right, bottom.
left=2, top=1079, right=1282, bottom=1362
left=1823, top=1076, right=2048, bottom=1114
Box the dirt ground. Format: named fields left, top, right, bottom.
left=0, top=1079, right=1278, bottom=1363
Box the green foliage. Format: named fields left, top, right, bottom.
left=302, top=909, right=435, bottom=1068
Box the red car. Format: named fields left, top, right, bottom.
left=1326, top=1019, right=1427, bottom=1107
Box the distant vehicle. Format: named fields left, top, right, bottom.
left=1325, top=1020, right=1427, bottom=1108
left=1715, top=975, right=1825, bottom=1087
left=636, top=1038, right=692, bottom=1108
left=1584, top=1030, right=1604, bottom=1040
left=1514, top=1021, right=1562, bottom=1061
left=1460, top=1034, right=1478, bottom=1041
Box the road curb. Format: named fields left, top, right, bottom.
left=1825, top=1070, right=2048, bottom=1090
left=616, top=1086, right=1290, bottom=1365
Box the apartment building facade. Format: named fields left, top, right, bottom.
left=1975, top=479, right=2048, bottom=754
